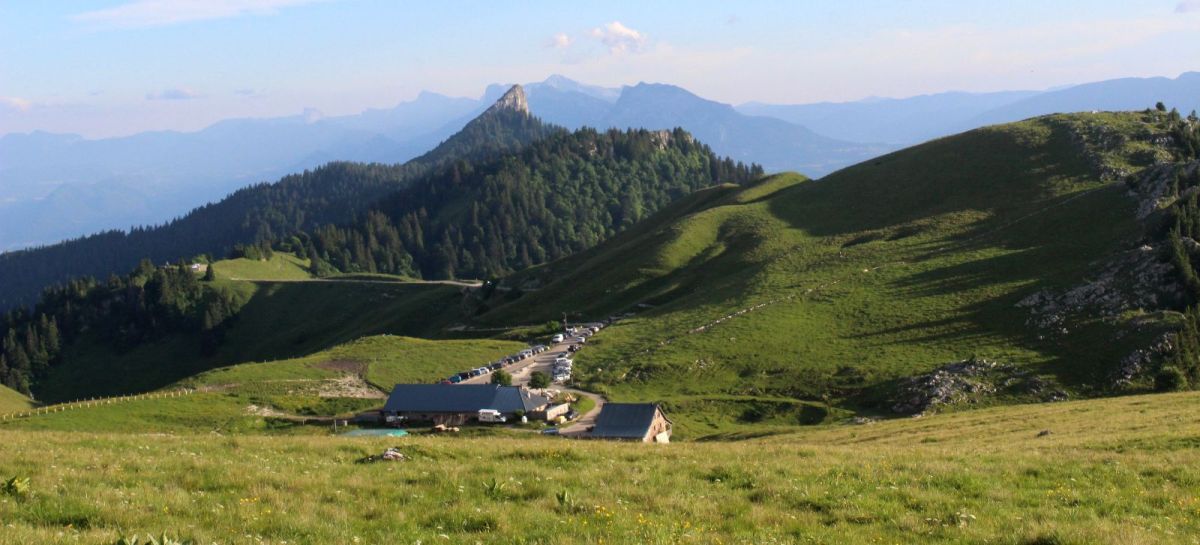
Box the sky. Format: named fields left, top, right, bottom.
left=2, top=0, right=1199, bottom=138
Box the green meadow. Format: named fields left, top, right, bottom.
left=1, top=391, right=1197, bottom=544
left=482, top=112, right=1178, bottom=435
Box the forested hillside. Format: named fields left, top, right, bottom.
left=0, top=86, right=556, bottom=310
left=0, top=260, right=243, bottom=394
left=0, top=88, right=760, bottom=397
left=300, top=127, right=761, bottom=279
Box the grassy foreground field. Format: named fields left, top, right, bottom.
left=1, top=392, right=1197, bottom=544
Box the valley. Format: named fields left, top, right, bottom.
left=3, top=10, right=1200, bottom=541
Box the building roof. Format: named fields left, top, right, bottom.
left=383, top=384, right=550, bottom=414
left=591, top=403, right=667, bottom=439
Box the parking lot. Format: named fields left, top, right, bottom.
left=453, top=322, right=608, bottom=433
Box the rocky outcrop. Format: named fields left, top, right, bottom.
left=1016, top=245, right=1183, bottom=338
left=1124, top=160, right=1200, bottom=219
left=891, top=358, right=1066, bottom=415
left=486, top=84, right=530, bottom=115
left=1110, top=333, right=1175, bottom=387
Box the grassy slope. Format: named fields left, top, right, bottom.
left=5, top=335, right=527, bottom=433
left=0, top=384, right=33, bottom=413
left=1, top=391, right=1197, bottom=544
left=482, top=112, right=1171, bottom=436
left=187, top=335, right=527, bottom=393
left=210, top=253, right=313, bottom=280
left=36, top=279, right=468, bottom=403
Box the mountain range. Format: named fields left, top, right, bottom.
left=2, top=72, right=1199, bottom=253
left=738, top=71, right=1200, bottom=145
left=0, top=86, right=760, bottom=311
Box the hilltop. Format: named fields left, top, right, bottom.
left=476, top=109, right=1195, bottom=435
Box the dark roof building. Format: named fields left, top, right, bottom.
left=382, top=384, right=551, bottom=425
left=591, top=403, right=672, bottom=443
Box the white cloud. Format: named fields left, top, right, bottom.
left=1178, top=1, right=1200, bottom=13
left=0, top=97, right=33, bottom=112
left=547, top=32, right=573, bottom=49
left=146, top=87, right=202, bottom=100
left=73, top=0, right=325, bottom=29
left=590, top=21, right=646, bottom=54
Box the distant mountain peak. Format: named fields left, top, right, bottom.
left=542, top=74, right=576, bottom=87
left=486, top=85, right=529, bottom=115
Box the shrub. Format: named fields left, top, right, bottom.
left=529, top=371, right=550, bottom=389
left=491, top=370, right=513, bottom=386
left=1155, top=366, right=1189, bottom=392
left=1, top=476, right=30, bottom=499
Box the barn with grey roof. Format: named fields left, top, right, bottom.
left=382, top=384, right=551, bottom=425
left=590, top=403, right=672, bottom=443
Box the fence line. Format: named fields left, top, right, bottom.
left=0, top=388, right=198, bottom=421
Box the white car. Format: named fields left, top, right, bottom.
left=551, top=334, right=564, bottom=343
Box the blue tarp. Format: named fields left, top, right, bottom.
left=341, top=429, right=410, bottom=437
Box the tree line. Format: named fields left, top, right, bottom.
left=1160, top=104, right=1200, bottom=391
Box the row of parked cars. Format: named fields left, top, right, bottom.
left=438, top=323, right=607, bottom=385
left=552, top=353, right=573, bottom=383
left=442, top=344, right=550, bottom=384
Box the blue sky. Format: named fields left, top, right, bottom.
left=2, top=0, right=1198, bottom=137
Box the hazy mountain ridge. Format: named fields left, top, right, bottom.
left=5, top=72, right=1199, bottom=253
left=739, top=71, right=1200, bottom=145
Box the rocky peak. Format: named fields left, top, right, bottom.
left=486, top=84, right=529, bottom=116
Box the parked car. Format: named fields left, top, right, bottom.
left=568, top=345, right=581, bottom=352
left=448, top=376, right=463, bottom=384
left=488, top=362, right=503, bottom=371
left=541, top=428, right=560, bottom=435
left=551, top=334, right=565, bottom=343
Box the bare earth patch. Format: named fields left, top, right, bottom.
left=318, top=375, right=386, bottom=399
left=314, top=359, right=367, bottom=374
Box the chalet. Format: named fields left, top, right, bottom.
left=382, top=384, right=551, bottom=425
left=590, top=403, right=672, bottom=443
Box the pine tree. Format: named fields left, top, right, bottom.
left=203, top=264, right=216, bottom=282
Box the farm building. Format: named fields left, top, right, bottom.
left=590, top=403, right=672, bottom=443
left=382, top=384, right=552, bottom=425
